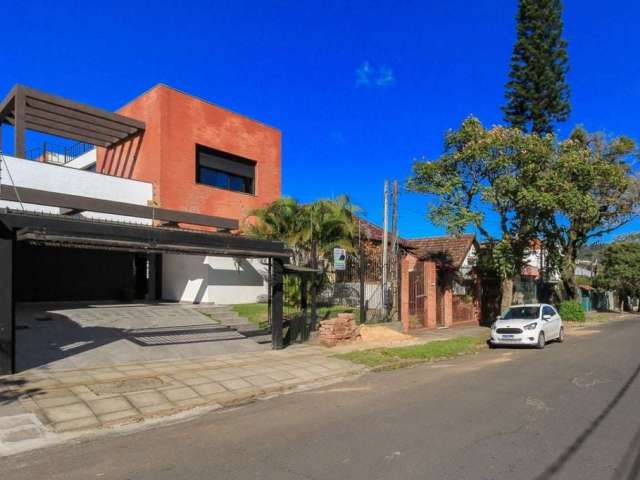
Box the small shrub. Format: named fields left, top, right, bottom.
left=559, top=300, right=585, bottom=322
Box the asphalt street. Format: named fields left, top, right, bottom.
left=3, top=318, right=640, bottom=480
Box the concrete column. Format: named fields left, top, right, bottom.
left=425, top=262, right=437, bottom=328
left=271, top=258, right=284, bottom=349
left=400, top=255, right=411, bottom=333
left=0, top=227, right=15, bottom=375
left=14, top=88, right=26, bottom=159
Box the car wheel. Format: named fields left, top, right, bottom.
left=557, top=327, right=565, bottom=343
left=536, top=332, right=546, bottom=350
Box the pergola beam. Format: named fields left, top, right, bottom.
left=0, top=186, right=240, bottom=230
left=0, top=84, right=145, bottom=154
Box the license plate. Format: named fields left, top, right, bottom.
left=501, top=335, right=515, bottom=339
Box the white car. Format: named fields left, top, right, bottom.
left=490, top=303, right=564, bottom=349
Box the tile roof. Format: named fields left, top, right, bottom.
left=404, top=234, right=476, bottom=268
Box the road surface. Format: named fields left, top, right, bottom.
left=3, top=318, right=640, bottom=479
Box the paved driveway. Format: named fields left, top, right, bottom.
left=16, top=302, right=266, bottom=371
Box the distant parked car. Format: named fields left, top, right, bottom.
left=490, top=303, right=564, bottom=349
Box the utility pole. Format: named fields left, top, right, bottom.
left=390, top=180, right=399, bottom=320
left=381, top=180, right=389, bottom=320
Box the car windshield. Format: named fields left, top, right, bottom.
left=502, top=306, right=540, bottom=320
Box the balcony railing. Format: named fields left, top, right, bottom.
left=24, top=141, right=94, bottom=165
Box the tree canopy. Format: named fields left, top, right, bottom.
left=544, top=128, right=638, bottom=299
left=595, top=242, right=640, bottom=300
left=503, top=0, right=570, bottom=134
left=407, top=116, right=555, bottom=310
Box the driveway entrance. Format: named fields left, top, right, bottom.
left=16, top=302, right=266, bottom=372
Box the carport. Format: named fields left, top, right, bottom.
left=0, top=208, right=290, bottom=375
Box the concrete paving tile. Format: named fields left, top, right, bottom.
left=34, top=395, right=81, bottom=409
left=161, top=387, right=199, bottom=402
left=87, top=396, right=133, bottom=415
left=125, top=391, right=168, bottom=409
left=199, top=371, right=237, bottom=382
left=2, top=426, right=43, bottom=443
left=220, top=378, right=252, bottom=391
left=244, top=375, right=276, bottom=387
left=98, top=409, right=140, bottom=425
left=193, top=383, right=227, bottom=396
left=91, top=372, right=128, bottom=382
left=138, top=403, right=176, bottom=416
left=265, top=370, right=296, bottom=381
left=52, top=416, right=100, bottom=432
left=177, top=375, right=211, bottom=386
left=45, top=403, right=95, bottom=423
left=173, top=397, right=208, bottom=409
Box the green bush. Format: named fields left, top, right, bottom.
left=559, top=300, right=585, bottom=322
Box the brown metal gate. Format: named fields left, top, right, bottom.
left=408, top=262, right=424, bottom=329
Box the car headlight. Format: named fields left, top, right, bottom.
left=491, top=322, right=497, bottom=330
left=523, top=322, right=538, bottom=330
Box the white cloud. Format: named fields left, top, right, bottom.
left=376, top=66, right=395, bottom=87
left=356, top=61, right=373, bottom=86
left=355, top=61, right=395, bottom=88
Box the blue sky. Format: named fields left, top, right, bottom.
left=2, top=0, right=640, bottom=240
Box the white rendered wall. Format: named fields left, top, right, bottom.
left=0, top=155, right=152, bottom=224
left=162, top=254, right=269, bottom=304
left=65, top=148, right=97, bottom=170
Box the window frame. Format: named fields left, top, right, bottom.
left=195, top=145, right=256, bottom=195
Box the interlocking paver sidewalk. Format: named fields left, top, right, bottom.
left=1, top=345, right=365, bottom=435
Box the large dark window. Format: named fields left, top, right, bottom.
left=196, top=145, right=256, bottom=194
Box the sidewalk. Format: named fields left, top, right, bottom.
left=0, top=322, right=492, bottom=456
left=0, top=345, right=365, bottom=455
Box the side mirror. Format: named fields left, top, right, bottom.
left=543, top=314, right=552, bottom=321
left=496, top=316, right=502, bottom=321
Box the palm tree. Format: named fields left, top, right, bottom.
left=247, top=195, right=358, bottom=268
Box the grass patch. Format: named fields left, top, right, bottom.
left=336, top=336, right=486, bottom=369
left=231, top=304, right=359, bottom=328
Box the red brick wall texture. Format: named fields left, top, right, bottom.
left=97, top=84, right=281, bottom=228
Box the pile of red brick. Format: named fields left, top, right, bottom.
left=319, top=313, right=359, bottom=346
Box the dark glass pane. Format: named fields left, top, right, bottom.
left=229, top=174, right=248, bottom=193
left=199, top=166, right=229, bottom=189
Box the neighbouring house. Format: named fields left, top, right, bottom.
left=400, top=234, right=482, bottom=331
left=0, top=84, right=291, bottom=374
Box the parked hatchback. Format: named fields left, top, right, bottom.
left=490, top=303, right=564, bottom=349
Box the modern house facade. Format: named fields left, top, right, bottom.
left=1, top=84, right=282, bottom=305
left=0, top=84, right=290, bottom=374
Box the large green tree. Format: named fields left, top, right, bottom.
left=545, top=128, right=639, bottom=300
left=594, top=242, right=640, bottom=310
left=407, top=117, right=556, bottom=312
left=503, top=0, right=570, bottom=134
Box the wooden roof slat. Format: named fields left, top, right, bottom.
left=26, top=97, right=139, bottom=135
left=0, top=84, right=145, bottom=150
left=25, top=116, right=122, bottom=144
left=23, top=86, right=144, bottom=130
left=25, top=102, right=134, bottom=138
left=23, top=119, right=113, bottom=147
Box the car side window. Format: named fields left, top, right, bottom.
left=543, top=306, right=555, bottom=317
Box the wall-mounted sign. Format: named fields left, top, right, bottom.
left=333, top=247, right=346, bottom=271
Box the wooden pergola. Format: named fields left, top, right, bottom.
left=0, top=84, right=145, bottom=157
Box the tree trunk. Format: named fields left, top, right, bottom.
left=561, top=242, right=580, bottom=301
left=499, top=277, right=514, bottom=314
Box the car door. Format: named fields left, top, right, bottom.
left=541, top=305, right=556, bottom=337
left=543, top=305, right=560, bottom=338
